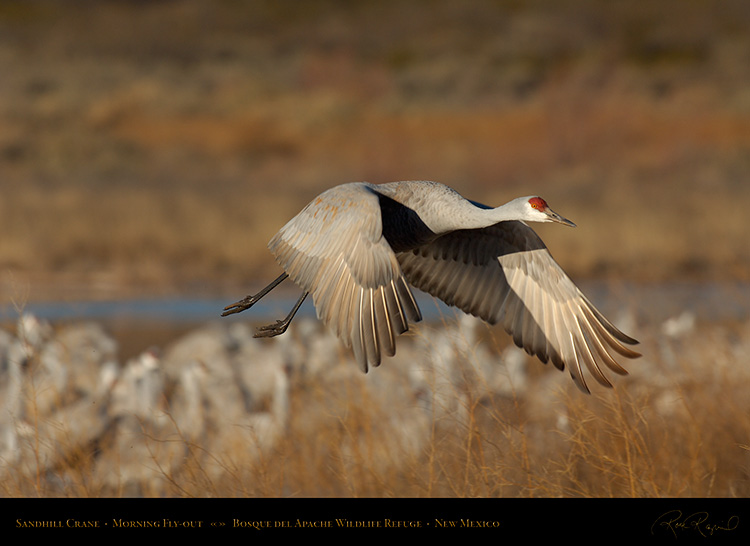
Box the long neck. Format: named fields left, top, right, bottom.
left=473, top=199, right=528, bottom=225
left=419, top=196, right=524, bottom=234
left=376, top=181, right=525, bottom=238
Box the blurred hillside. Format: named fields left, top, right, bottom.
left=1, top=0, right=750, bottom=302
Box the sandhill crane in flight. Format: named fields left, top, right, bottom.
left=222, top=181, right=640, bottom=393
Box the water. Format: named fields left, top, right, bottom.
left=1, top=281, right=747, bottom=326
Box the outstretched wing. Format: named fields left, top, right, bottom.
left=268, top=183, right=422, bottom=371
left=396, top=220, right=640, bottom=393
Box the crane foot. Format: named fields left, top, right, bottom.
left=254, top=320, right=290, bottom=338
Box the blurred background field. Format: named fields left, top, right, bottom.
left=1, top=0, right=750, bottom=500
left=2, top=0, right=749, bottom=299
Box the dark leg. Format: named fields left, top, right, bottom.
left=221, top=272, right=289, bottom=317
left=254, top=291, right=309, bottom=338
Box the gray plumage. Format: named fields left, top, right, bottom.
left=223, top=180, right=640, bottom=393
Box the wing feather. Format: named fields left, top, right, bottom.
left=397, top=220, right=640, bottom=393
left=268, top=183, right=421, bottom=371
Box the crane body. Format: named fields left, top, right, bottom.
left=223, top=180, right=639, bottom=393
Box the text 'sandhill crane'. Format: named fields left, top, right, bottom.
left=222, top=180, right=640, bottom=393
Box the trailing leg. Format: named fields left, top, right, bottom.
left=254, top=291, right=309, bottom=338
left=221, top=272, right=289, bottom=317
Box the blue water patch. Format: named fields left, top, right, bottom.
left=0, top=298, right=295, bottom=323
left=0, top=292, right=457, bottom=325
left=1, top=282, right=747, bottom=325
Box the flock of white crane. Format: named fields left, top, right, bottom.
left=1, top=302, right=743, bottom=496
left=0, top=310, right=535, bottom=495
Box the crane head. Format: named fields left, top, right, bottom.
left=528, top=197, right=576, bottom=227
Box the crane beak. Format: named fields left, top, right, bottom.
left=546, top=208, right=576, bottom=227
